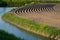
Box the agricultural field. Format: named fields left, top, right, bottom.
left=1, top=0, right=60, bottom=40
left=2, top=11, right=60, bottom=40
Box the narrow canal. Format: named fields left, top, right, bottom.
left=0, top=8, right=50, bottom=40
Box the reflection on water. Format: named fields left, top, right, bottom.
left=0, top=8, right=51, bottom=40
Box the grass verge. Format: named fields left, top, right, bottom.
left=2, top=12, right=60, bottom=40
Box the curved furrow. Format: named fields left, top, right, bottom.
left=11, top=4, right=56, bottom=15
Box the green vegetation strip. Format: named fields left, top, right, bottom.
left=0, top=0, right=60, bottom=7
left=0, top=30, right=23, bottom=40
left=2, top=12, right=60, bottom=39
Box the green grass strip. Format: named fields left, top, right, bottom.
left=2, top=12, right=60, bottom=38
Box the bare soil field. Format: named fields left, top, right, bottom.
left=18, top=4, right=60, bottom=28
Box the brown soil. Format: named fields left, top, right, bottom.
left=18, top=4, right=60, bottom=28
